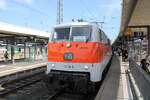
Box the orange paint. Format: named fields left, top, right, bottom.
left=48, top=42, right=111, bottom=63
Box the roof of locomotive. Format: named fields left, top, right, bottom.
left=54, top=22, right=97, bottom=28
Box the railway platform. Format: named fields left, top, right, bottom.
left=0, top=60, right=47, bottom=77
left=95, top=55, right=133, bottom=100
left=0, top=60, right=47, bottom=86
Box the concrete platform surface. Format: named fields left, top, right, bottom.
left=95, top=55, right=133, bottom=100
left=0, top=60, right=47, bottom=77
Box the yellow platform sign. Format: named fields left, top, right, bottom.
left=124, top=28, right=133, bottom=35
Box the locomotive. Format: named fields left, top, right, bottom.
left=45, top=21, right=112, bottom=93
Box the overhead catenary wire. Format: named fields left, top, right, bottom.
left=79, top=0, right=97, bottom=20
left=11, top=1, right=52, bottom=18
left=9, top=1, right=52, bottom=27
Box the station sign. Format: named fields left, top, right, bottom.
left=134, top=32, right=144, bottom=38
left=124, top=28, right=133, bottom=35
left=124, top=31, right=144, bottom=41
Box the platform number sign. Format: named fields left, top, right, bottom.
left=134, top=32, right=144, bottom=39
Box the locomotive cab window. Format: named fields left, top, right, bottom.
left=71, top=26, right=92, bottom=42
left=52, top=26, right=92, bottom=42
left=52, top=28, right=70, bottom=42
left=108, top=39, right=111, bottom=45
left=99, top=29, right=102, bottom=42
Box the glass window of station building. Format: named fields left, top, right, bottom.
left=0, top=38, right=47, bottom=63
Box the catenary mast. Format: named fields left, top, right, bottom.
left=57, top=0, right=63, bottom=24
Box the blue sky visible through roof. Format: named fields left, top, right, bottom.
left=0, top=0, right=122, bottom=42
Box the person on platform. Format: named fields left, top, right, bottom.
left=117, top=48, right=121, bottom=56
left=140, top=55, right=150, bottom=73
left=4, top=51, right=9, bottom=63
left=122, top=48, right=128, bottom=61
left=124, top=48, right=128, bottom=60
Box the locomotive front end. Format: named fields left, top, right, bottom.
left=45, top=22, right=112, bottom=93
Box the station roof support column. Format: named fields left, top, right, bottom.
left=24, top=42, right=26, bottom=59
left=148, top=26, right=150, bottom=55
left=10, top=37, right=15, bottom=64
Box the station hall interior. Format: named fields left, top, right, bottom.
left=0, top=0, right=150, bottom=100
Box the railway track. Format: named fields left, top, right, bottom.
left=0, top=72, right=45, bottom=98
left=45, top=85, right=94, bottom=100
left=46, top=92, right=87, bottom=100
left=0, top=58, right=111, bottom=100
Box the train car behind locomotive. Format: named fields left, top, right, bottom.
left=45, top=22, right=112, bottom=93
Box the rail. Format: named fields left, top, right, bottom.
left=46, top=85, right=67, bottom=100
left=45, top=84, right=92, bottom=100
left=128, top=58, right=150, bottom=100
left=0, top=72, right=45, bottom=97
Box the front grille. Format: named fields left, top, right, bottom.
left=49, top=70, right=90, bottom=82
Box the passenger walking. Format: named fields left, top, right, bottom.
left=122, top=48, right=128, bottom=61
left=117, top=48, right=121, bottom=56
left=124, top=49, right=128, bottom=61
left=4, top=51, right=9, bottom=63
left=140, top=55, right=150, bottom=73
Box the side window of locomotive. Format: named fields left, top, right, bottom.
left=53, top=28, right=70, bottom=42
left=99, top=29, right=102, bottom=42
left=101, top=32, right=104, bottom=43
left=104, top=34, right=107, bottom=43
left=103, top=34, right=105, bottom=43
left=108, top=39, right=111, bottom=45
left=71, top=26, right=92, bottom=42
left=104, top=35, right=107, bottom=43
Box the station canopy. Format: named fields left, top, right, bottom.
left=119, top=0, right=150, bottom=37
left=0, top=22, right=49, bottom=39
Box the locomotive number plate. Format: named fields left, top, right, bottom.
left=64, top=65, right=74, bottom=69
left=64, top=53, right=73, bottom=60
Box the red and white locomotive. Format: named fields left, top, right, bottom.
left=46, top=21, right=112, bottom=92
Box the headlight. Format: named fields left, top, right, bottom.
left=84, top=65, right=89, bottom=70
left=66, top=43, right=71, bottom=48
left=51, top=64, right=55, bottom=67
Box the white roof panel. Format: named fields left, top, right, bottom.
left=54, top=22, right=93, bottom=28
left=0, top=22, right=49, bottom=38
